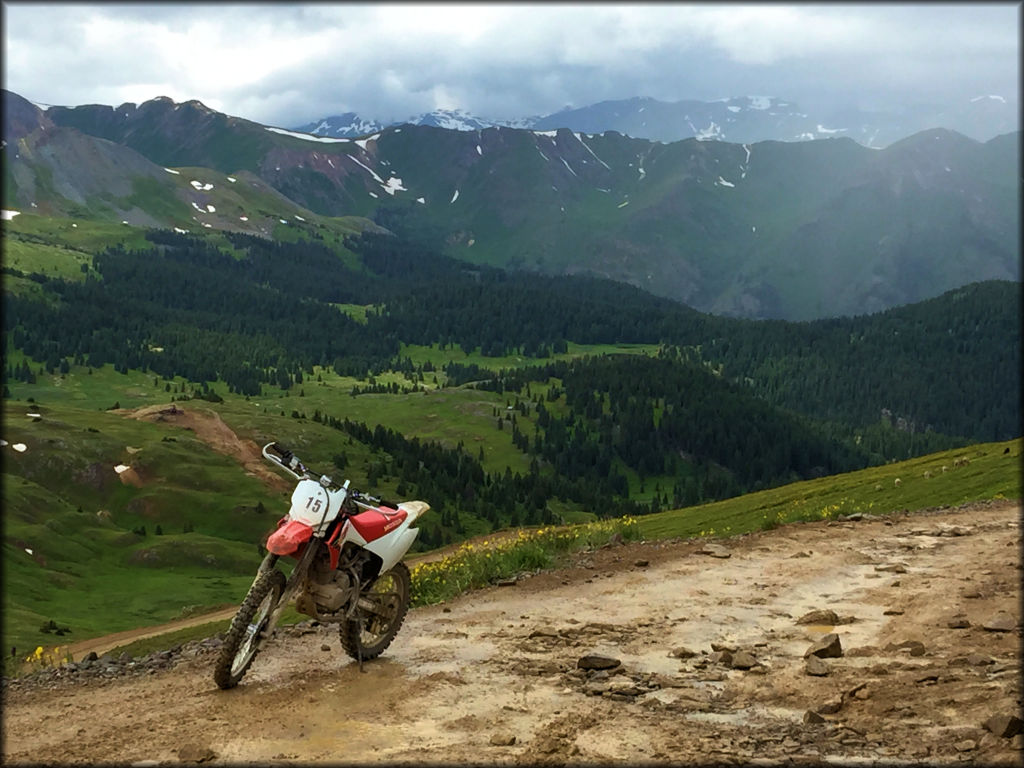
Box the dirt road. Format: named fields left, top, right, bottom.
left=3, top=501, right=1021, bottom=765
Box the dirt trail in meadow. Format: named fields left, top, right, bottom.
left=125, top=403, right=290, bottom=491
left=4, top=501, right=1020, bottom=766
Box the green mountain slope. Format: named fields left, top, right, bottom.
left=1, top=91, right=383, bottom=245
left=28, top=91, right=1018, bottom=321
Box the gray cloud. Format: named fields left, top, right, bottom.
left=3, top=3, right=1018, bottom=127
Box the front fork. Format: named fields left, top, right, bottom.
left=260, top=538, right=321, bottom=636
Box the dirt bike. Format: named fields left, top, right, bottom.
left=213, top=441, right=430, bottom=689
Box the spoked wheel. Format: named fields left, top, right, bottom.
left=340, top=562, right=411, bottom=661
left=213, top=567, right=286, bottom=689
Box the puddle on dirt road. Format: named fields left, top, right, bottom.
left=681, top=705, right=800, bottom=726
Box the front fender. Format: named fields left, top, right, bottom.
left=267, top=519, right=314, bottom=556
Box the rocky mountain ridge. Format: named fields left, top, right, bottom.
left=3, top=89, right=1019, bottom=320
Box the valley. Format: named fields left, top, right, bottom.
left=1, top=206, right=1020, bottom=660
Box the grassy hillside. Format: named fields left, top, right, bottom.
left=3, top=375, right=1017, bottom=659
left=2, top=398, right=273, bottom=655
left=636, top=439, right=1020, bottom=540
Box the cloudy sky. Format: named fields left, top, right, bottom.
left=2, top=2, right=1019, bottom=127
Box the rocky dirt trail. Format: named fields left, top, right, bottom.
left=3, top=501, right=1021, bottom=766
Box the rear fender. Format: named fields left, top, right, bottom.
left=365, top=501, right=429, bottom=573
left=366, top=526, right=419, bottom=575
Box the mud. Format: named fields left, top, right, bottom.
left=3, top=502, right=1021, bottom=765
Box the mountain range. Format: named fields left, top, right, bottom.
left=3, top=89, right=1018, bottom=320
left=293, top=94, right=1019, bottom=148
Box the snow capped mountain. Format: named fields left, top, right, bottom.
left=8, top=86, right=1018, bottom=323
left=293, top=107, right=542, bottom=138
left=294, top=93, right=1017, bottom=147
left=292, top=112, right=387, bottom=138
left=406, top=108, right=495, bottom=131
left=532, top=95, right=849, bottom=145
left=401, top=108, right=547, bottom=131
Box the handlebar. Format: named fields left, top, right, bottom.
left=261, top=442, right=396, bottom=509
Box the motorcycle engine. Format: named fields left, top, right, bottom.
left=298, top=550, right=356, bottom=615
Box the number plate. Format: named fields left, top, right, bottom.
left=289, top=479, right=333, bottom=528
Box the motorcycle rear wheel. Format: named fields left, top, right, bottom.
left=340, top=562, right=411, bottom=661
left=213, top=567, right=286, bottom=689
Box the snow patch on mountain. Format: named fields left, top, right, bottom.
left=575, top=133, right=611, bottom=170
left=382, top=177, right=406, bottom=195
left=344, top=154, right=408, bottom=196
left=298, top=113, right=386, bottom=138
left=696, top=121, right=723, bottom=141
left=971, top=94, right=1006, bottom=103
left=266, top=126, right=350, bottom=143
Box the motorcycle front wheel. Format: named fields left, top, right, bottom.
left=340, top=562, right=411, bottom=661
left=213, top=567, right=286, bottom=689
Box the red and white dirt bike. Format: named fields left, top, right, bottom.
left=213, top=441, right=430, bottom=689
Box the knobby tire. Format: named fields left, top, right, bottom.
left=213, top=567, right=286, bottom=689
left=340, top=562, right=411, bottom=662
